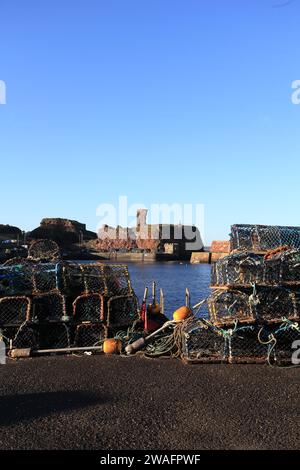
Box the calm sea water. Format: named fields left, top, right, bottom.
left=127, top=262, right=211, bottom=318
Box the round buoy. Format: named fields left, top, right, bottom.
left=103, top=339, right=121, bottom=354
left=147, top=303, right=161, bottom=314
left=173, top=306, right=192, bottom=321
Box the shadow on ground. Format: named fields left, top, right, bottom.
left=0, top=391, right=110, bottom=427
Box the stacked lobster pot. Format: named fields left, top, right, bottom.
left=182, top=225, right=300, bottom=364
left=0, top=260, right=70, bottom=351
left=0, top=239, right=139, bottom=354
left=64, top=263, right=138, bottom=349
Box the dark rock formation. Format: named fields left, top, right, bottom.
left=28, top=218, right=97, bottom=246
left=0, top=224, right=22, bottom=241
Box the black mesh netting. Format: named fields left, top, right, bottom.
left=28, top=239, right=60, bottom=261
left=181, top=319, right=226, bottom=363
left=32, top=262, right=63, bottom=293
left=0, top=264, right=34, bottom=296
left=211, top=252, right=265, bottom=287
left=255, top=287, right=300, bottom=324
left=31, top=292, right=67, bottom=322
left=181, top=321, right=279, bottom=364
left=0, top=296, right=31, bottom=326
left=73, top=293, right=104, bottom=322
left=73, top=322, right=107, bottom=348
left=103, top=265, right=133, bottom=296
left=211, top=249, right=300, bottom=287
left=107, top=294, right=139, bottom=328
left=37, top=323, right=71, bottom=349
left=228, top=325, right=269, bottom=363
left=208, top=287, right=300, bottom=326
left=208, top=289, right=256, bottom=326
left=271, top=322, right=300, bottom=364
left=62, top=263, right=133, bottom=297
left=1, top=324, right=39, bottom=349
left=230, top=224, right=300, bottom=253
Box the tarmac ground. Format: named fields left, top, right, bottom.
left=0, top=355, right=299, bottom=450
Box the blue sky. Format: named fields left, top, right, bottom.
left=0, top=0, right=299, bottom=244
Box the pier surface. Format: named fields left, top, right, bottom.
left=0, top=355, right=299, bottom=450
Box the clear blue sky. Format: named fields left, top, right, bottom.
left=0, top=0, right=299, bottom=244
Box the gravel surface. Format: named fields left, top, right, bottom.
left=0, top=355, right=299, bottom=450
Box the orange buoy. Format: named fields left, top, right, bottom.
left=173, top=306, right=192, bottom=321
left=103, top=339, right=121, bottom=354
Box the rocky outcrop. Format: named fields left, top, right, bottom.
left=28, top=218, right=97, bottom=245
left=0, top=224, right=22, bottom=241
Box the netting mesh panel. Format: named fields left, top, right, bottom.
left=73, top=294, right=104, bottom=322
left=63, top=263, right=106, bottom=295
left=208, top=290, right=255, bottom=326
left=3, top=257, right=32, bottom=267
left=230, top=224, right=300, bottom=253
left=181, top=319, right=226, bottom=363
left=228, top=326, right=268, bottom=363
left=272, top=323, right=300, bottom=363
left=33, top=263, right=62, bottom=293
left=0, top=264, right=34, bottom=296
left=107, top=294, right=139, bottom=328
left=256, top=287, right=300, bottom=324
left=103, top=265, right=133, bottom=296
left=211, top=249, right=300, bottom=287
left=278, top=249, right=300, bottom=284
left=62, top=263, right=86, bottom=295
left=73, top=323, right=107, bottom=347
left=32, top=292, right=66, bottom=322
left=80, top=265, right=106, bottom=294
left=211, top=253, right=265, bottom=287
left=0, top=296, right=31, bottom=326
left=2, top=324, right=39, bottom=349
left=28, top=239, right=60, bottom=260
left=38, top=323, right=71, bottom=349
left=62, top=263, right=134, bottom=297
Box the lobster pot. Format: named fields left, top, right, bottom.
left=3, top=257, right=34, bottom=267
left=37, top=323, right=71, bottom=349
left=31, top=292, right=67, bottom=322
left=28, top=239, right=60, bottom=261
left=227, top=326, right=268, bottom=364
left=80, top=264, right=106, bottom=294
left=277, top=249, right=300, bottom=285
left=256, top=287, right=300, bottom=324
left=63, top=263, right=106, bottom=296
left=0, top=296, right=31, bottom=327
left=32, top=262, right=63, bottom=293
left=230, top=224, right=300, bottom=253
left=0, top=264, right=34, bottom=296
left=208, top=289, right=256, bottom=327
left=62, top=263, right=86, bottom=296
left=181, top=319, right=226, bottom=363
left=211, top=253, right=265, bottom=287
left=73, top=322, right=107, bottom=348
left=272, top=323, right=300, bottom=364
left=106, top=294, right=139, bottom=329
left=1, top=324, right=38, bottom=350
left=103, top=265, right=133, bottom=297
left=73, top=293, right=104, bottom=322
